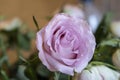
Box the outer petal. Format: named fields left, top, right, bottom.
left=74, top=59, right=88, bottom=73
left=46, top=54, right=74, bottom=75
left=37, top=30, right=54, bottom=71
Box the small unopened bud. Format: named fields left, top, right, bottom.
left=112, top=49, right=120, bottom=68
left=78, top=65, right=120, bottom=80
left=110, top=21, right=120, bottom=37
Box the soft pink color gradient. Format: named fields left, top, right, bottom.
left=36, top=13, right=96, bottom=75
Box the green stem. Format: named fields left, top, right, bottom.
left=71, top=72, right=78, bottom=80
left=68, top=75, right=71, bottom=80
left=33, top=16, right=40, bottom=31
left=0, top=39, right=10, bottom=67
left=54, top=72, right=60, bottom=80
left=16, top=47, right=23, bottom=58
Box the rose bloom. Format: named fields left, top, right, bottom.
left=36, top=13, right=96, bottom=75
left=78, top=65, right=120, bottom=80
left=112, top=49, right=120, bottom=68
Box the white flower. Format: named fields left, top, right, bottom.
left=0, top=18, right=22, bottom=31
left=112, top=49, right=120, bottom=67
left=79, top=65, right=120, bottom=80
left=110, top=21, right=120, bottom=37
left=63, top=4, right=85, bottom=19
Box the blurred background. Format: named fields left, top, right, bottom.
left=0, top=0, right=78, bottom=64
left=0, top=0, right=120, bottom=28
left=0, top=0, right=78, bottom=29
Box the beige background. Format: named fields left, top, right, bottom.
left=0, top=0, right=78, bottom=29
left=0, top=0, right=120, bottom=29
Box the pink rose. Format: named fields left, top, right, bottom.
left=36, top=13, right=96, bottom=75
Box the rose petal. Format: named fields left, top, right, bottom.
left=37, top=30, right=51, bottom=69
left=74, top=58, right=88, bottom=73
left=46, top=54, right=74, bottom=75
left=61, top=58, right=76, bottom=66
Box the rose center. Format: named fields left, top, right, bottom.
left=60, top=31, right=74, bottom=47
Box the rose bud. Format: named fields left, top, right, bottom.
left=112, top=49, right=120, bottom=68
left=36, top=13, right=96, bottom=75
left=79, top=65, right=120, bottom=80
left=110, top=21, right=120, bottom=37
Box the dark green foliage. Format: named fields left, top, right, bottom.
left=95, top=13, right=112, bottom=44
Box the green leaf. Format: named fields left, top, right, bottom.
left=93, top=38, right=120, bottom=64
left=26, top=31, right=35, bottom=39
left=91, top=61, right=120, bottom=71
left=0, top=56, right=8, bottom=67
left=95, top=13, right=112, bottom=44
left=19, top=56, right=29, bottom=64
left=24, top=66, right=38, bottom=80
left=17, top=33, right=31, bottom=50
left=0, top=29, right=18, bottom=47
left=0, top=38, right=9, bottom=67
left=0, top=70, right=9, bottom=80
left=93, top=45, right=117, bottom=64
left=59, top=73, right=70, bottom=80
left=16, top=65, right=29, bottom=80
left=100, top=38, right=120, bottom=47
left=26, top=53, right=40, bottom=67
left=53, top=72, right=70, bottom=80
left=37, top=64, right=51, bottom=78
